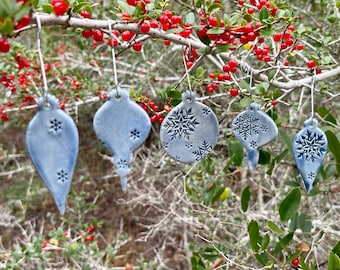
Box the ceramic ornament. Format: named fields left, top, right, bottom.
left=26, top=94, right=79, bottom=215
left=292, top=118, right=328, bottom=192
left=160, top=91, right=219, bottom=163
left=232, top=102, right=278, bottom=170
left=93, top=87, right=151, bottom=192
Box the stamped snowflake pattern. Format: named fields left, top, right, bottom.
left=295, top=130, right=327, bottom=162
left=163, top=142, right=169, bottom=148
left=185, top=141, right=193, bottom=149
left=250, top=140, right=258, bottom=148
left=202, top=107, right=211, bottom=115
left=261, top=124, right=268, bottom=133
left=163, top=108, right=199, bottom=140
left=130, top=129, right=140, bottom=140
left=192, top=141, right=213, bottom=161
left=307, top=171, right=316, bottom=180
left=232, top=112, right=261, bottom=140
left=117, top=159, right=128, bottom=168
left=57, top=169, right=68, bottom=183
left=49, top=118, right=62, bottom=134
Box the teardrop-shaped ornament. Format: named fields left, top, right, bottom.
left=232, top=103, right=278, bottom=170
left=292, top=118, right=328, bottom=192
left=160, top=91, right=219, bottom=163
left=93, top=87, right=151, bottom=192
left=26, top=94, right=79, bottom=215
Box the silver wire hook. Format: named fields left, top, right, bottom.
left=310, top=68, right=316, bottom=120
left=35, top=13, right=49, bottom=104
left=107, top=19, right=119, bottom=97
left=183, top=40, right=193, bottom=99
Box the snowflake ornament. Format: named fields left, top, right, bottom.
left=160, top=91, right=219, bottom=163
left=232, top=103, right=278, bottom=170
left=292, top=118, right=328, bottom=192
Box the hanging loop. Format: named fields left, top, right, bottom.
left=310, top=68, right=316, bottom=120
left=240, top=57, right=253, bottom=87
left=107, top=19, right=119, bottom=97
left=35, top=13, right=49, bottom=105
left=182, top=40, right=193, bottom=99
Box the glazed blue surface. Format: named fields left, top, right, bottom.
left=26, top=94, right=79, bottom=215
left=160, top=91, right=219, bottom=163
left=93, top=87, right=151, bottom=192
left=232, top=103, right=278, bottom=170
left=292, top=118, right=328, bottom=192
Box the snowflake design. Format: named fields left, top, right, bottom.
left=250, top=140, right=258, bottom=148
left=192, top=141, right=213, bottom=161
left=49, top=118, right=62, bottom=134
left=163, top=108, right=199, bottom=140
left=57, top=170, right=68, bottom=183
left=117, top=159, right=128, bottom=168
left=202, top=107, right=211, bottom=115
left=130, top=129, right=140, bottom=140
left=163, top=142, right=169, bottom=148
left=185, top=141, right=193, bottom=149
left=307, top=171, right=316, bottom=180
left=261, top=124, right=268, bottom=133
left=175, top=155, right=181, bottom=161
left=295, top=130, right=327, bottom=162
left=232, top=112, right=260, bottom=140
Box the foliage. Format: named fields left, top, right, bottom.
left=0, top=0, right=339, bottom=269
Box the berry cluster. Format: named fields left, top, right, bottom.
left=137, top=96, right=172, bottom=124
left=206, top=59, right=237, bottom=93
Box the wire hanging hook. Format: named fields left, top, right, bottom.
left=107, top=19, right=119, bottom=97
left=182, top=40, right=193, bottom=99
left=310, top=68, right=316, bottom=120
left=35, top=13, right=49, bottom=104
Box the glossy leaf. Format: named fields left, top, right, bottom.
left=279, top=187, right=301, bottom=221
left=279, top=232, right=293, bottom=248
left=241, top=186, right=251, bottom=212
left=259, top=6, right=269, bottom=22
left=228, top=139, right=244, bottom=166
left=328, top=252, right=340, bottom=270
left=248, top=220, right=260, bottom=252
left=266, top=221, right=285, bottom=235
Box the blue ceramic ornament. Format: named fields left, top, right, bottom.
left=232, top=103, right=278, bottom=170
left=160, top=91, right=219, bottom=163
left=26, top=94, right=79, bottom=215
left=93, top=87, right=151, bottom=192
left=292, top=118, right=328, bottom=192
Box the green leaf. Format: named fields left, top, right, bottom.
left=14, top=5, right=30, bottom=21
left=240, top=97, right=253, bottom=107
left=266, top=221, right=285, bottom=235
left=259, top=6, right=269, bottom=22
left=255, top=253, right=268, bottom=266
left=318, top=107, right=337, bottom=125
left=261, top=233, right=270, bottom=250
left=259, top=150, right=271, bottom=165
left=118, top=0, right=135, bottom=15
left=278, top=129, right=292, bottom=150
left=185, top=12, right=195, bottom=25
left=325, top=130, right=340, bottom=175
left=0, top=17, right=14, bottom=35
left=279, top=232, right=294, bottom=248
left=241, top=186, right=251, bottom=212
left=332, top=241, right=340, bottom=257
left=267, top=70, right=276, bottom=81
left=206, top=28, right=225, bottom=35
left=328, top=252, right=340, bottom=270
left=248, top=220, right=260, bottom=252
left=239, top=79, right=251, bottom=92
left=279, top=187, right=301, bottom=221
left=73, top=2, right=91, bottom=13
left=42, top=3, right=53, bottom=13
left=195, top=67, right=206, bottom=79
left=228, top=139, right=244, bottom=166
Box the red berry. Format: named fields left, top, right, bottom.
left=263, top=55, right=271, bottom=62
left=140, top=22, right=150, bottom=33
left=53, top=1, right=69, bottom=16
left=306, top=60, right=316, bottom=69
left=228, top=59, right=237, bottom=68
left=285, top=37, right=294, bottom=46
left=132, top=42, right=142, bottom=51
left=80, top=10, right=91, bottom=18
left=93, top=30, right=104, bottom=41
left=150, top=115, right=157, bottom=123
left=171, top=15, right=182, bottom=25
left=292, top=257, right=299, bottom=267
left=159, top=15, right=169, bottom=25
left=208, top=16, right=218, bottom=27
left=0, top=38, right=10, bottom=53
left=284, top=60, right=289, bottom=66
left=127, top=0, right=135, bottom=5
left=288, top=25, right=295, bottom=31
left=163, top=39, right=171, bottom=46
left=121, top=31, right=132, bottom=41
left=16, top=15, right=30, bottom=29
left=82, top=29, right=93, bottom=38
left=273, top=32, right=282, bottom=42
left=238, top=0, right=245, bottom=5
left=222, top=64, right=230, bottom=72
left=150, top=20, right=159, bottom=28
left=271, top=100, right=277, bottom=106
left=296, top=43, right=304, bottom=50
left=248, top=8, right=255, bottom=14
left=229, top=88, right=239, bottom=97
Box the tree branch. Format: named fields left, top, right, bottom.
left=12, top=13, right=340, bottom=91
